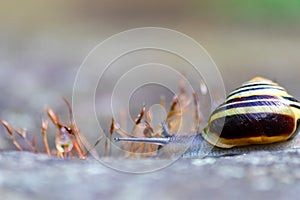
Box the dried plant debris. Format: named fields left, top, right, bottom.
left=112, top=83, right=205, bottom=158
left=0, top=80, right=206, bottom=159
left=0, top=98, right=96, bottom=159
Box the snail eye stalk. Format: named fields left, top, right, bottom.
left=114, top=137, right=171, bottom=146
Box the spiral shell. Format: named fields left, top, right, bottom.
left=202, top=77, right=300, bottom=148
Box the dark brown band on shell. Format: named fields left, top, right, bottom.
left=209, top=113, right=295, bottom=139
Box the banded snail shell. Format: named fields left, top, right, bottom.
left=202, top=77, right=300, bottom=148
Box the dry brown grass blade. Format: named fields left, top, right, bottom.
left=135, top=105, right=145, bottom=125
left=129, top=142, right=136, bottom=157
left=14, top=128, right=38, bottom=152
left=166, top=95, right=178, bottom=120
left=63, top=146, right=69, bottom=158
left=56, top=98, right=86, bottom=158
left=145, top=109, right=152, bottom=125
left=109, top=118, right=115, bottom=156
left=104, top=137, right=108, bottom=157
left=94, top=135, right=104, bottom=148
left=84, top=134, right=104, bottom=157
left=12, top=141, right=23, bottom=151
left=46, top=107, right=61, bottom=128
left=165, top=95, right=180, bottom=132
left=64, top=98, right=87, bottom=157
left=14, top=128, right=26, bottom=138
left=71, top=126, right=86, bottom=157
left=160, top=96, right=166, bottom=108
left=142, top=122, right=155, bottom=155
left=57, top=150, right=64, bottom=159
left=1, top=120, right=13, bottom=136
left=193, top=91, right=200, bottom=132
left=65, top=126, right=86, bottom=159
left=1, top=120, right=23, bottom=151
left=42, top=119, right=51, bottom=156
left=62, top=97, right=73, bottom=122
left=113, top=120, right=135, bottom=138
left=147, top=143, right=156, bottom=155
left=132, top=142, right=145, bottom=154
left=72, top=139, right=86, bottom=159
left=193, top=91, right=205, bottom=132
left=110, top=118, right=115, bottom=135
left=130, top=142, right=157, bottom=157
left=110, top=118, right=114, bottom=146
left=143, top=122, right=153, bottom=138
left=112, top=119, right=134, bottom=156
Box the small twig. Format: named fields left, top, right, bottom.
left=72, top=138, right=86, bottom=159
left=62, top=96, right=73, bottom=122
left=135, top=105, right=145, bottom=125
left=1, top=120, right=23, bottom=151
left=14, top=128, right=38, bottom=153
left=84, top=134, right=104, bottom=157
left=42, top=119, right=51, bottom=156
left=166, top=95, right=179, bottom=121
left=109, top=118, right=115, bottom=156
left=46, top=107, right=61, bottom=128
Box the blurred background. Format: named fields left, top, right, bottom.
left=0, top=0, right=300, bottom=150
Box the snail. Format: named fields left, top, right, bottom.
left=114, top=77, right=300, bottom=157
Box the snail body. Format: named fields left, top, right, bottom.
left=115, top=77, right=300, bottom=157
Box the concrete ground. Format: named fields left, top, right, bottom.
left=1, top=149, right=300, bottom=200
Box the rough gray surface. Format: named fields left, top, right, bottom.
left=1, top=150, right=300, bottom=200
